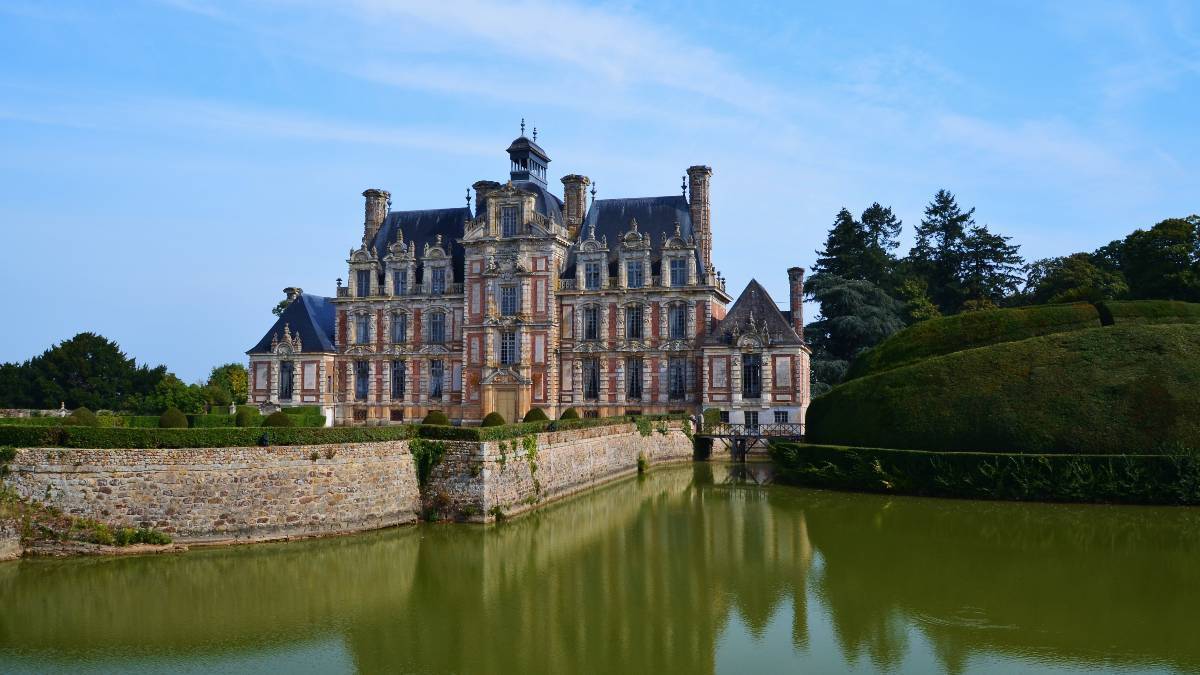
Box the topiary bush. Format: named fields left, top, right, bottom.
left=234, top=406, right=260, bottom=427
left=522, top=408, right=549, bottom=423
left=63, top=407, right=99, bottom=427
left=481, top=412, right=506, bottom=427
left=421, top=410, right=450, bottom=426
left=559, top=407, right=580, bottom=420
left=262, top=411, right=294, bottom=427
left=158, top=407, right=188, bottom=429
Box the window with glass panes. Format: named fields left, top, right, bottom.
left=626, top=260, right=644, bottom=288
left=583, top=306, right=600, bottom=340
left=354, top=361, right=369, bottom=400
left=430, top=268, right=446, bottom=294
left=429, top=312, right=446, bottom=344
left=745, top=411, right=759, bottom=429
left=583, top=358, right=600, bottom=399
left=355, top=314, right=370, bottom=344
left=500, top=285, right=518, bottom=316
left=669, top=304, right=687, bottom=339
left=500, top=331, right=518, bottom=365
left=429, top=360, right=444, bottom=398
left=279, top=361, right=294, bottom=400
left=668, top=358, right=686, bottom=399
left=669, top=258, right=687, bottom=286
left=501, top=206, right=518, bottom=236
left=626, top=357, right=643, bottom=400
left=742, top=354, right=762, bottom=398
left=584, top=262, right=602, bottom=289
left=774, top=410, right=789, bottom=424
left=393, top=271, right=407, bottom=295
left=391, top=360, right=406, bottom=399
left=392, top=312, right=407, bottom=343
left=356, top=269, right=371, bottom=297
left=626, top=304, right=643, bottom=340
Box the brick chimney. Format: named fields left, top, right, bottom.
left=362, top=188, right=391, bottom=244
left=560, top=174, right=591, bottom=237
left=687, top=165, right=713, bottom=275
left=472, top=180, right=500, bottom=218
left=787, top=267, right=805, bottom=340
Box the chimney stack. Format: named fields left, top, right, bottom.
left=472, top=180, right=501, bottom=218
left=560, top=174, right=591, bottom=237
left=686, top=165, right=713, bottom=275
left=787, top=267, right=805, bottom=340
left=362, top=188, right=391, bottom=244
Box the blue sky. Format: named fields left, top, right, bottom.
left=1, top=0, right=1197, bottom=382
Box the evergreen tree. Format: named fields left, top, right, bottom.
left=909, top=190, right=974, bottom=313
left=0, top=333, right=169, bottom=410
left=812, top=209, right=873, bottom=281
left=1109, top=216, right=1200, bottom=301
left=804, top=274, right=906, bottom=395
left=959, top=224, right=1025, bottom=307
left=859, top=202, right=902, bottom=288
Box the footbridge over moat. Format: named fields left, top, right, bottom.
left=698, top=423, right=805, bottom=461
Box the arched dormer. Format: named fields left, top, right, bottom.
left=619, top=218, right=651, bottom=289
left=421, top=235, right=452, bottom=295
left=660, top=221, right=698, bottom=288
left=347, top=245, right=380, bottom=298
left=575, top=225, right=609, bottom=291
left=383, top=232, right=416, bottom=296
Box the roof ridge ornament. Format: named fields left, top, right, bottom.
left=682, top=175, right=687, bottom=197
left=520, top=118, right=525, bottom=137
left=532, top=126, right=538, bottom=142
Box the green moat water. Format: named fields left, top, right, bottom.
left=2, top=462, right=1198, bottom=674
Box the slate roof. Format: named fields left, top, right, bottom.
left=247, top=293, right=337, bottom=354
left=705, top=279, right=804, bottom=346
left=563, top=195, right=697, bottom=277
left=512, top=180, right=564, bottom=226
left=371, top=207, right=471, bottom=282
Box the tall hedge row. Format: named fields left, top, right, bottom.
left=769, top=442, right=1200, bottom=505
left=1097, top=300, right=1200, bottom=326
left=845, top=303, right=1101, bottom=381
left=808, top=324, right=1200, bottom=455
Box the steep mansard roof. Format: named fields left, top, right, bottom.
left=371, top=207, right=471, bottom=282
left=247, top=293, right=337, bottom=354
left=562, top=195, right=698, bottom=277
left=705, top=279, right=803, bottom=346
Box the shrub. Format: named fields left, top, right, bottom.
left=522, top=408, right=549, bottom=423
left=702, top=408, right=721, bottom=432
left=636, top=451, right=647, bottom=474
left=114, top=526, right=172, bottom=546
left=63, top=407, right=99, bottom=427
left=559, top=407, right=580, bottom=420
left=481, top=412, right=506, bottom=427
left=421, top=410, right=450, bottom=426
left=1097, top=300, right=1200, bottom=327
left=234, top=407, right=260, bottom=427
left=262, top=411, right=294, bottom=427
left=808, top=324, right=1200, bottom=455
left=845, top=303, right=1101, bottom=380
left=158, top=407, right=188, bottom=429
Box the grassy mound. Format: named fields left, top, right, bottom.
left=808, top=323, right=1200, bottom=454
left=845, top=303, right=1100, bottom=380
left=1098, top=300, right=1200, bottom=326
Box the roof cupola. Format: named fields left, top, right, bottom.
left=506, top=118, right=550, bottom=187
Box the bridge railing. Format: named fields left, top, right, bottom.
left=702, top=422, right=804, bottom=438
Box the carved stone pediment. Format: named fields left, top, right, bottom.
left=349, top=245, right=377, bottom=263
left=617, top=340, right=651, bottom=352
left=419, top=344, right=452, bottom=355
left=661, top=339, right=692, bottom=352
left=482, top=367, right=531, bottom=385
left=344, top=345, right=375, bottom=356
left=422, top=234, right=449, bottom=260
left=573, top=342, right=608, bottom=354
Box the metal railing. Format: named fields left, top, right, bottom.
left=702, top=422, right=804, bottom=438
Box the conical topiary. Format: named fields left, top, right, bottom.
left=158, top=407, right=188, bottom=429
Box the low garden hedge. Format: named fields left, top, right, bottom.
left=845, top=302, right=1101, bottom=380
left=808, top=323, right=1200, bottom=455
left=769, top=442, right=1200, bottom=505
left=1097, top=300, right=1200, bottom=326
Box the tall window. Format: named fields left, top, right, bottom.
left=774, top=410, right=789, bottom=424
left=356, top=269, right=371, bottom=297
left=670, top=258, right=687, bottom=286
left=583, top=306, right=600, bottom=341
left=742, top=353, right=762, bottom=399
left=355, top=314, right=371, bottom=344
left=355, top=360, right=369, bottom=401
left=393, top=271, right=407, bottom=296
left=745, top=411, right=759, bottom=429
left=626, top=304, right=643, bottom=340
left=583, top=358, right=600, bottom=400
left=429, top=360, right=444, bottom=398
left=626, top=357, right=643, bottom=400
left=669, top=304, right=687, bottom=340
left=429, top=311, right=446, bottom=344
left=430, top=268, right=446, bottom=295
left=501, top=206, right=518, bottom=237
left=391, top=360, right=406, bottom=399
left=626, top=260, right=644, bottom=288
left=279, top=361, right=294, bottom=401
left=668, top=358, right=687, bottom=400
left=500, top=331, right=518, bottom=365
left=500, top=285, right=518, bottom=316
left=584, top=262, right=602, bottom=290
left=391, top=312, right=407, bottom=343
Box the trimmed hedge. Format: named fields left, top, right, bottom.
left=522, top=408, right=549, bottom=423
left=770, top=442, right=1200, bottom=505
left=481, top=412, right=506, bottom=427
left=1098, top=300, right=1200, bottom=326
left=158, top=408, right=188, bottom=429
left=422, top=411, right=451, bottom=426
left=281, top=406, right=322, bottom=416
left=262, top=411, right=294, bottom=427
left=809, top=324, right=1200, bottom=455
left=845, top=303, right=1101, bottom=381
left=64, top=408, right=99, bottom=427
left=560, top=407, right=580, bottom=420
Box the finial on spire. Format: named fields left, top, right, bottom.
left=520, top=118, right=526, bottom=137
left=532, top=126, right=538, bottom=142
left=465, top=188, right=471, bottom=209
left=590, top=182, right=597, bottom=200
left=682, top=175, right=687, bottom=196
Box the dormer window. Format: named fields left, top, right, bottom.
left=356, top=269, right=371, bottom=297
left=392, top=271, right=407, bottom=295
left=626, top=260, right=644, bottom=288
left=584, top=262, right=602, bottom=290
left=669, top=258, right=687, bottom=287
left=501, top=206, right=518, bottom=237
left=430, top=268, right=446, bottom=295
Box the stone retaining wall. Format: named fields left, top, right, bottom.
left=3, top=442, right=421, bottom=543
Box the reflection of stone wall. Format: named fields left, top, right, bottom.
left=4, top=443, right=421, bottom=543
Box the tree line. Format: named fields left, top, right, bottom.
left=0, top=332, right=247, bottom=414
left=806, top=189, right=1200, bottom=394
